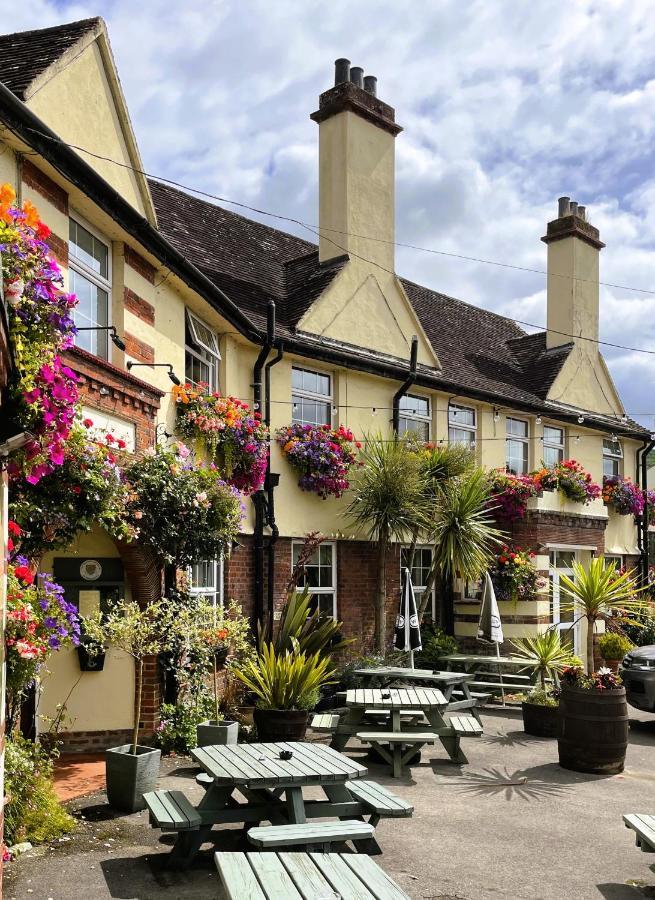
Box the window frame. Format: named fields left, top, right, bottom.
left=448, top=403, right=477, bottom=447
left=604, top=554, right=623, bottom=572
left=401, top=545, right=435, bottom=621
left=291, top=365, right=333, bottom=427
left=506, top=416, right=530, bottom=475
left=188, top=557, right=224, bottom=611
left=543, top=424, right=565, bottom=466
left=398, top=393, right=431, bottom=441
left=185, top=310, right=220, bottom=391
left=291, top=540, right=337, bottom=618
left=603, top=438, right=623, bottom=479
left=69, top=214, right=112, bottom=360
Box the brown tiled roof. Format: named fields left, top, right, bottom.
left=0, top=18, right=101, bottom=99
left=150, top=179, right=574, bottom=412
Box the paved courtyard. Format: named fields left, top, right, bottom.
left=5, top=706, right=655, bottom=900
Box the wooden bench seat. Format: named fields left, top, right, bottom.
left=310, top=712, right=341, bottom=732
left=143, top=790, right=201, bottom=831
left=449, top=715, right=483, bottom=736
left=347, top=779, right=413, bottom=826
left=215, top=851, right=411, bottom=900
left=450, top=689, right=492, bottom=701
left=356, top=731, right=437, bottom=778
left=195, top=771, right=213, bottom=789
left=624, top=814, right=655, bottom=852
left=247, top=820, right=375, bottom=852
left=364, top=709, right=423, bottom=722
left=468, top=680, right=533, bottom=693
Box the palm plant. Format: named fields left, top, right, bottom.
left=264, top=586, right=352, bottom=657
left=346, top=435, right=432, bottom=651
left=235, top=642, right=335, bottom=710
left=418, top=469, right=504, bottom=628
left=511, top=629, right=577, bottom=690
left=559, top=558, right=650, bottom=673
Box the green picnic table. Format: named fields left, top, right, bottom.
left=143, top=741, right=412, bottom=867
left=439, top=653, right=553, bottom=695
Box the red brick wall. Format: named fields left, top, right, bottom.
left=508, top=509, right=607, bottom=554
left=46, top=232, right=68, bottom=267
left=123, top=332, right=154, bottom=365
left=124, top=245, right=156, bottom=284
left=22, top=159, right=68, bottom=214
left=124, top=286, right=155, bottom=326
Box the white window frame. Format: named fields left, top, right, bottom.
left=603, top=438, right=623, bottom=479
left=69, top=214, right=112, bottom=359
left=543, top=425, right=565, bottom=466
left=604, top=554, right=623, bottom=572
left=549, top=549, right=581, bottom=657
left=506, top=417, right=529, bottom=475
left=185, top=310, right=220, bottom=391
left=398, top=393, right=431, bottom=441
left=188, top=557, right=224, bottom=611
left=448, top=403, right=477, bottom=447
left=291, top=366, right=333, bottom=427
left=401, top=545, right=435, bottom=620
left=292, top=540, right=337, bottom=618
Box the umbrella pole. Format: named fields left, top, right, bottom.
left=409, top=649, right=414, bottom=670
left=496, top=641, right=506, bottom=707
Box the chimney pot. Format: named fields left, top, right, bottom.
left=364, top=75, right=378, bottom=96
left=334, top=58, right=351, bottom=85
left=569, top=200, right=578, bottom=216
left=350, top=66, right=364, bottom=88
left=558, top=196, right=571, bottom=218
left=577, top=205, right=587, bottom=221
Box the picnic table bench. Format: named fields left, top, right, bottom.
left=144, top=741, right=413, bottom=867
left=624, top=814, right=655, bottom=852
left=216, top=851, right=411, bottom=900
left=439, top=653, right=555, bottom=695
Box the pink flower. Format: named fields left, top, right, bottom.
left=82, top=418, right=94, bottom=428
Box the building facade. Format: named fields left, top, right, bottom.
left=0, top=18, right=650, bottom=748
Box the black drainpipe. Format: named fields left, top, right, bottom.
left=392, top=335, right=419, bottom=433
left=251, top=301, right=276, bottom=626
left=264, top=345, right=284, bottom=628
left=637, top=434, right=655, bottom=584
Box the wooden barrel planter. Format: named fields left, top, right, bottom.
left=557, top=685, right=629, bottom=775
left=253, top=708, right=309, bottom=742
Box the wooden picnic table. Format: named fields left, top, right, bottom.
left=439, top=653, right=552, bottom=695
left=330, top=686, right=474, bottom=768
left=160, top=741, right=374, bottom=866
left=353, top=666, right=484, bottom=722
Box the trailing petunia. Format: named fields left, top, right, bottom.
left=172, top=383, right=269, bottom=494
left=490, top=544, right=545, bottom=602
left=602, top=476, right=645, bottom=517
left=532, top=459, right=601, bottom=505
left=487, top=469, right=538, bottom=523
left=276, top=423, right=361, bottom=499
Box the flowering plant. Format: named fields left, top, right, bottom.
left=9, top=422, right=134, bottom=558
left=123, top=444, right=243, bottom=566
left=5, top=524, right=80, bottom=730
left=602, top=476, right=644, bottom=517
left=646, top=489, right=655, bottom=526
left=1, top=184, right=79, bottom=483
left=487, top=469, right=538, bottom=522
left=490, top=545, right=545, bottom=601
left=560, top=665, right=622, bottom=690
left=172, top=384, right=268, bottom=494
left=532, top=459, right=601, bottom=504
left=276, top=423, right=361, bottom=498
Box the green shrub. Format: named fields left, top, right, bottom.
left=598, top=632, right=633, bottom=660
left=5, top=736, right=74, bottom=846
left=154, top=699, right=213, bottom=755
left=415, top=625, right=458, bottom=669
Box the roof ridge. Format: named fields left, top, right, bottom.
left=0, top=17, right=102, bottom=42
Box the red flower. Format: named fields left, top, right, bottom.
left=14, top=565, right=34, bottom=585
left=8, top=521, right=21, bottom=537
left=82, top=418, right=94, bottom=428
left=36, top=221, right=51, bottom=240
left=72, top=486, right=82, bottom=494
left=116, top=439, right=126, bottom=449
left=105, top=434, right=116, bottom=444
left=7, top=538, right=14, bottom=552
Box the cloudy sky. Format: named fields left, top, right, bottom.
left=4, top=0, right=655, bottom=425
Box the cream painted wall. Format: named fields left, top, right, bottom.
left=38, top=528, right=134, bottom=734
left=26, top=43, right=148, bottom=218
left=0, top=142, right=17, bottom=190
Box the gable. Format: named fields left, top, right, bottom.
left=546, top=345, right=624, bottom=416
left=297, top=263, right=439, bottom=368
left=24, top=29, right=155, bottom=223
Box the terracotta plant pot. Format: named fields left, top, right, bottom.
left=253, top=708, right=309, bottom=742
left=521, top=701, right=558, bottom=737
left=196, top=719, right=238, bottom=747
left=602, top=658, right=621, bottom=674
left=557, top=684, right=628, bottom=775
left=105, top=744, right=161, bottom=812
left=235, top=705, right=255, bottom=727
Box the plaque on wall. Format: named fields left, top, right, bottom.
left=80, top=559, right=103, bottom=581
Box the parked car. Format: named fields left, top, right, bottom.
left=619, top=645, right=655, bottom=713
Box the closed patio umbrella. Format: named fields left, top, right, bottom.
left=395, top=567, right=422, bottom=668
left=477, top=571, right=505, bottom=703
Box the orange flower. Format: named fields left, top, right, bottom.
left=22, top=199, right=40, bottom=229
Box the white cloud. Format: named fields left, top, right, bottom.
left=2, top=0, right=655, bottom=421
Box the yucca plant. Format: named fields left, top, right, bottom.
left=511, top=629, right=577, bottom=691
left=259, top=586, right=352, bottom=658
left=559, top=558, right=651, bottom=673
left=235, top=642, right=336, bottom=711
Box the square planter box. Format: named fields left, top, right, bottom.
left=196, top=719, right=238, bottom=747
left=105, top=744, right=161, bottom=813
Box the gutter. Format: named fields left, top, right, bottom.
left=264, top=346, right=284, bottom=628
left=0, top=82, right=262, bottom=344
left=392, top=335, right=418, bottom=433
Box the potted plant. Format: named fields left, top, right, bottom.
left=558, top=666, right=629, bottom=774
left=235, top=643, right=334, bottom=742
left=511, top=630, right=577, bottom=736
left=82, top=598, right=175, bottom=812
left=598, top=632, right=633, bottom=674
